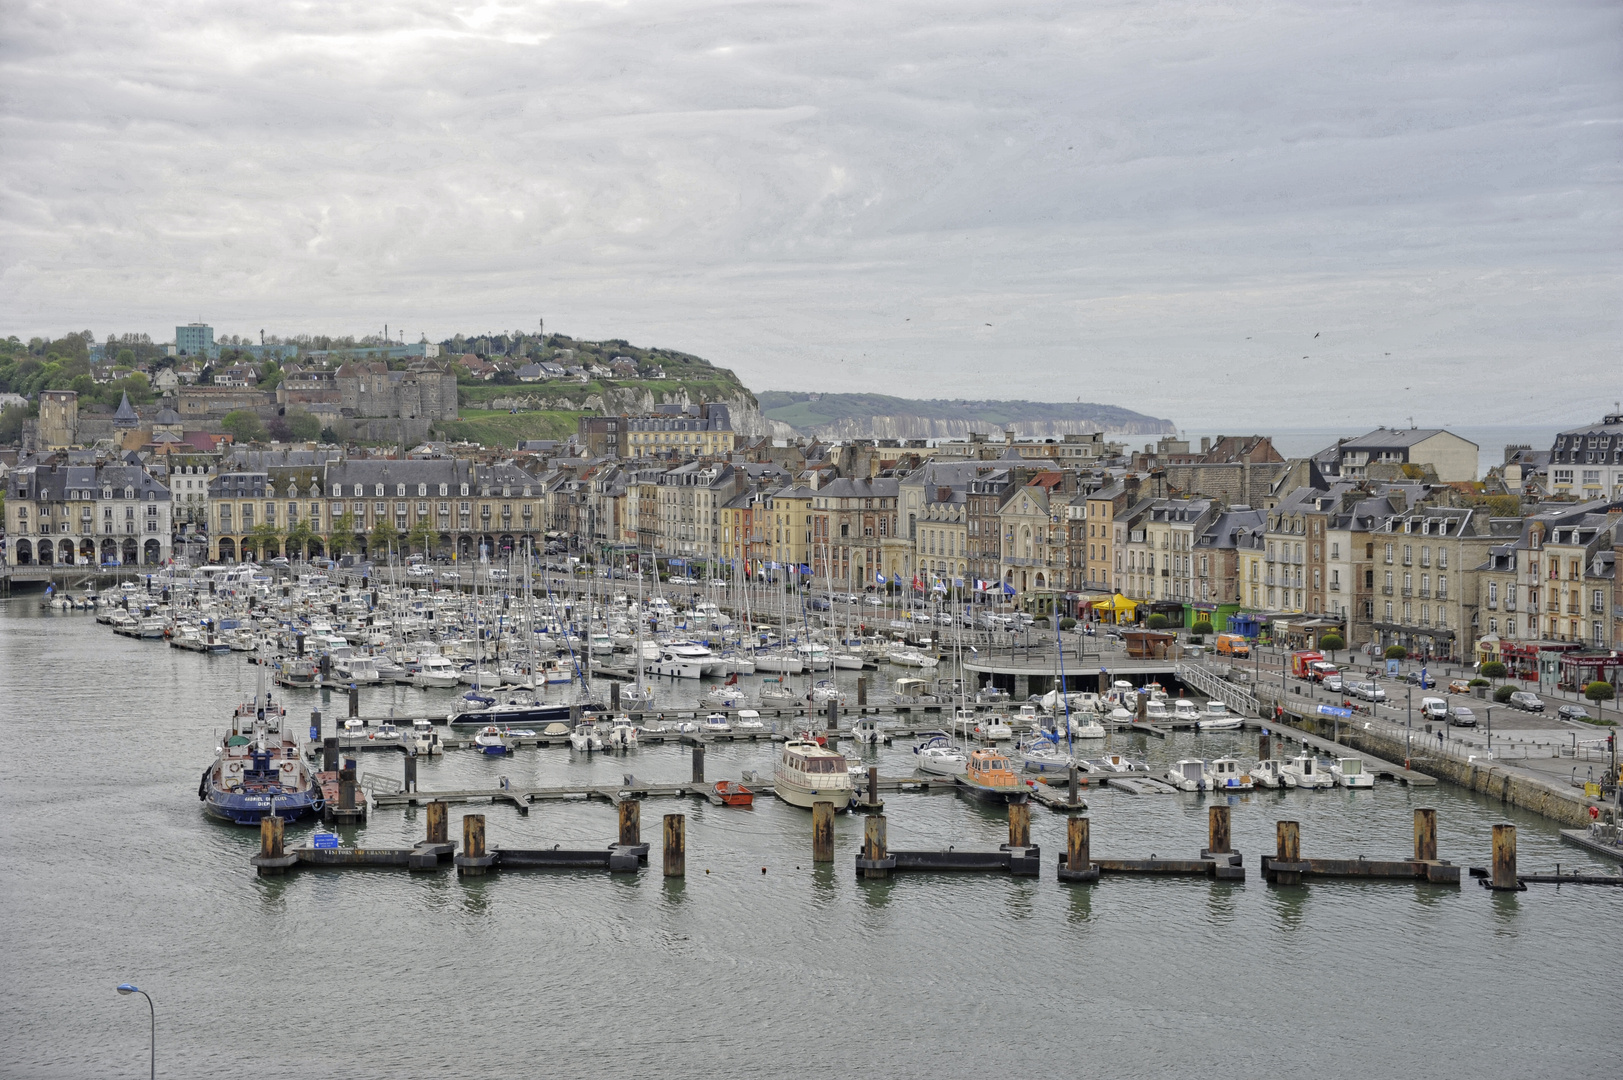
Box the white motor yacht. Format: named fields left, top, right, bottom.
left=410, top=718, right=442, bottom=755
left=650, top=640, right=717, bottom=679
left=1197, top=701, right=1244, bottom=731
left=412, top=655, right=459, bottom=688
left=1172, top=699, right=1202, bottom=723
left=1069, top=713, right=1107, bottom=739
left=701, top=712, right=733, bottom=735
left=733, top=709, right=766, bottom=732
left=913, top=731, right=967, bottom=776
left=604, top=718, right=638, bottom=752
left=569, top=724, right=604, bottom=752
left=850, top=717, right=883, bottom=745
left=1020, top=739, right=1074, bottom=773
left=1144, top=699, right=1171, bottom=722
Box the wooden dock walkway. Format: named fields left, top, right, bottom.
left=1250, top=720, right=1436, bottom=786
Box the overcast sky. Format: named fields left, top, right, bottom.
left=2, top=0, right=1618, bottom=429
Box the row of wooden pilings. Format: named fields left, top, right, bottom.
left=256, top=797, right=1526, bottom=888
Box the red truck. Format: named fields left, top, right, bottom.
left=1290, top=651, right=1340, bottom=682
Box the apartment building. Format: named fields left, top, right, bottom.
left=6, top=463, right=173, bottom=567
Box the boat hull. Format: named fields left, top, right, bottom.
left=771, top=779, right=852, bottom=810
left=957, top=779, right=1029, bottom=804
left=204, top=790, right=319, bottom=825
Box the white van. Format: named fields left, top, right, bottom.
left=1421, top=697, right=1449, bottom=722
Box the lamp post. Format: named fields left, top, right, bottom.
left=116, top=983, right=154, bottom=1080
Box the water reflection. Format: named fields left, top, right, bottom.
left=1064, top=881, right=1094, bottom=923
left=1265, top=879, right=1308, bottom=931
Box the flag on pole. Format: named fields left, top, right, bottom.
left=875, top=572, right=887, bottom=585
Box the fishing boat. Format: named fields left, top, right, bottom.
left=982, top=715, right=1014, bottom=742
left=733, top=709, right=766, bottom=732
left=959, top=747, right=1029, bottom=803
left=410, top=718, right=442, bottom=755
left=274, top=657, right=319, bottom=689
left=1281, top=754, right=1333, bottom=789
left=198, top=686, right=321, bottom=825
left=773, top=736, right=854, bottom=809
left=1250, top=759, right=1297, bottom=789
left=701, top=712, right=733, bottom=735
left=473, top=726, right=511, bottom=755
left=713, top=781, right=754, bottom=807
left=1331, top=757, right=1375, bottom=788
left=850, top=717, right=883, bottom=745
left=569, top=723, right=604, bottom=752
left=1068, top=713, right=1107, bottom=739
left=1172, top=699, right=1202, bottom=723
left=1203, top=757, right=1253, bottom=791
left=604, top=717, right=639, bottom=751
left=1165, top=759, right=1207, bottom=791
left=1144, top=699, right=1171, bottom=722
left=372, top=722, right=402, bottom=742
left=913, top=731, right=968, bottom=776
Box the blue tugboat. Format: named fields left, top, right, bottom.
left=198, top=670, right=321, bottom=825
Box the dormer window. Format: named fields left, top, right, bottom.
left=374, top=484, right=384, bottom=497
left=396, top=483, right=406, bottom=497
left=460, top=483, right=469, bottom=496
left=418, top=484, right=427, bottom=497
left=439, top=484, right=448, bottom=496
left=124, top=487, right=134, bottom=500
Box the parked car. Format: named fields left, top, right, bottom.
left=407, top=565, right=433, bottom=578
left=1349, top=682, right=1386, bottom=702
left=1556, top=704, right=1593, bottom=722
left=808, top=597, right=831, bottom=611
left=1322, top=674, right=1345, bottom=694
left=1421, top=697, right=1450, bottom=722
left=486, top=568, right=509, bottom=581
left=1448, top=706, right=1478, bottom=727
left=441, top=570, right=461, bottom=582
left=1405, top=670, right=1436, bottom=689
left=1448, top=678, right=1473, bottom=695
left=1508, top=691, right=1545, bottom=712
left=864, top=595, right=884, bottom=607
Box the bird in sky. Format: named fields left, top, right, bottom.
left=1314, top=332, right=1320, bottom=338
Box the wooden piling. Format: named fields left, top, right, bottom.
left=1008, top=802, right=1031, bottom=847
left=663, top=813, right=685, bottom=877
left=339, top=762, right=357, bottom=811
left=309, top=709, right=320, bottom=740
left=1135, top=691, right=1147, bottom=722
left=691, top=742, right=705, bottom=784
left=1068, top=764, right=1080, bottom=806
left=861, top=814, right=889, bottom=879
left=460, top=814, right=488, bottom=876
left=426, top=800, right=448, bottom=844
left=1068, top=816, right=1090, bottom=870
left=857, top=677, right=867, bottom=707
left=403, top=750, right=417, bottom=793
left=348, top=685, right=359, bottom=717
left=1491, top=823, right=1519, bottom=890
left=1277, top=820, right=1300, bottom=861
left=260, top=814, right=284, bottom=859
left=1259, top=733, right=1271, bottom=760
left=619, top=800, right=641, bottom=847
left=826, top=698, right=838, bottom=731
left=867, top=765, right=880, bottom=807
left=1413, top=809, right=1437, bottom=862
left=1208, top=805, right=1231, bottom=855
left=610, top=681, right=620, bottom=710
left=812, top=800, right=835, bottom=862
left=1097, top=671, right=1109, bottom=695
left=322, top=736, right=339, bottom=773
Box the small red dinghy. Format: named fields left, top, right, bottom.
left=714, top=781, right=754, bottom=807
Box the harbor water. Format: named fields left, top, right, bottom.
left=1, top=602, right=1618, bottom=1078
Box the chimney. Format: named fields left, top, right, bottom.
left=1200, top=436, right=1211, bottom=455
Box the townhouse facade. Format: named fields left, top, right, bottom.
left=6, top=463, right=173, bottom=567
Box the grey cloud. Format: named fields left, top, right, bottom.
left=1, top=0, right=1617, bottom=426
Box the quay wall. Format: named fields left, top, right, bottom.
left=1277, top=707, right=1600, bottom=828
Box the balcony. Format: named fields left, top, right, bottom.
left=1487, top=600, right=1497, bottom=610
left=1401, top=588, right=1413, bottom=598
left=1329, top=582, right=1340, bottom=591
left=1505, top=601, right=1516, bottom=612
left=1418, top=588, right=1430, bottom=599
left=1381, top=585, right=1393, bottom=596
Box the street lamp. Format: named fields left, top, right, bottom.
left=116, top=983, right=155, bottom=1080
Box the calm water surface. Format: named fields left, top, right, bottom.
left=1, top=602, right=1617, bottom=1079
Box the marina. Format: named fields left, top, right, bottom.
left=4, top=593, right=1621, bottom=1079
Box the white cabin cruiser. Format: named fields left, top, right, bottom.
left=1172, top=698, right=1202, bottom=722
left=1250, top=759, right=1297, bottom=789
left=1165, top=759, right=1207, bottom=791
left=650, top=640, right=718, bottom=679
left=1282, top=754, right=1333, bottom=789
left=1331, top=757, right=1375, bottom=788
left=1204, top=757, right=1253, bottom=792
left=913, top=731, right=968, bottom=776
left=1196, top=701, right=1243, bottom=730
left=732, top=709, right=765, bottom=732
left=412, top=654, right=459, bottom=688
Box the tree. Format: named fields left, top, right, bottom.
left=245, top=522, right=283, bottom=561
left=1384, top=645, right=1407, bottom=660
left=1319, top=633, right=1344, bottom=658
left=328, top=510, right=359, bottom=556
left=320, top=426, right=338, bottom=444
left=1147, top=614, right=1169, bottom=630
left=0, top=404, right=30, bottom=445
left=286, top=410, right=321, bottom=441
left=1191, top=619, right=1214, bottom=637
left=284, top=519, right=316, bottom=561
left=222, top=409, right=266, bottom=443
left=407, top=518, right=437, bottom=557
left=1493, top=684, right=1515, bottom=704
left=1480, top=661, right=1507, bottom=680
left=1584, top=681, right=1615, bottom=705
left=368, top=520, right=401, bottom=560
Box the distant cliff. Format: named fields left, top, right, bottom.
left=758, top=393, right=1174, bottom=441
